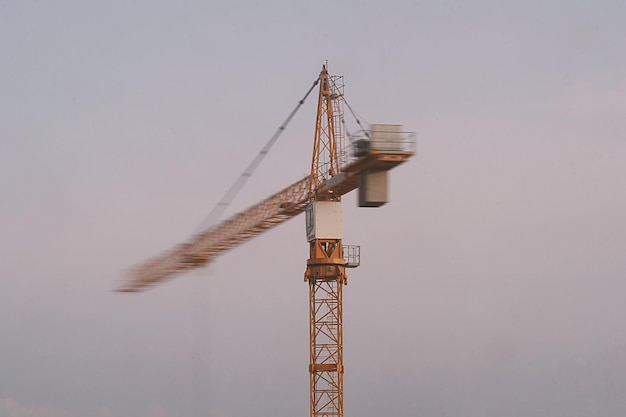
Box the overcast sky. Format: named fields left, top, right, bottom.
left=1, top=1, right=625, bottom=416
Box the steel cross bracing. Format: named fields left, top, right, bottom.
left=119, top=176, right=310, bottom=292
left=309, top=68, right=342, bottom=197
left=119, top=65, right=416, bottom=417
left=310, top=279, right=343, bottom=416
left=118, top=149, right=412, bottom=293
left=306, top=238, right=346, bottom=417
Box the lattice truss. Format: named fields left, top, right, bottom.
left=309, top=279, right=344, bottom=417
left=119, top=66, right=416, bottom=417
left=119, top=177, right=310, bottom=292
left=309, top=72, right=344, bottom=194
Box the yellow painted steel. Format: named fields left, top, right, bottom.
left=308, top=66, right=340, bottom=198
left=306, top=64, right=345, bottom=417
left=117, top=143, right=413, bottom=292
left=305, top=238, right=346, bottom=417
left=119, top=65, right=415, bottom=417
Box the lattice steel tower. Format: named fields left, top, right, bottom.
left=119, top=65, right=415, bottom=417
left=305, top=65, right=347, bottom=417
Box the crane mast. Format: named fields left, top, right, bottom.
left=119, top=65, right=415, bottom=417
left=305, top=66, right=346, bottom=417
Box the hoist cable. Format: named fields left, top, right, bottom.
left=194, top=76, right=320, bottom=233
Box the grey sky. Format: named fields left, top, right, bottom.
left=1, top=1, right=625, bottom=416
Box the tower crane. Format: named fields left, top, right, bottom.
left=119, top=65, right=415, bottom=417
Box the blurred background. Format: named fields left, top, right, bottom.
left=1, top=1, right=625, bottom=416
